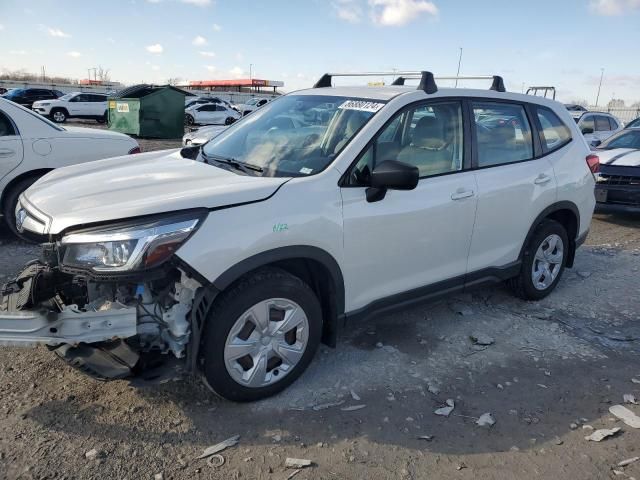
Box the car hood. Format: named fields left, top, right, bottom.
left=22, top=149, right=289, bottom=235
left=597, top=148, right=640, bottom=167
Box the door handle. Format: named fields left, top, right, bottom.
left=0, top=148, right=15, bottom=157
left=451, top=189, right=474, bottom=200
left=534, top=174, right=552, bottom=185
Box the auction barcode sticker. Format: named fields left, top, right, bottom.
left=338, top=100, right=385, bottom=113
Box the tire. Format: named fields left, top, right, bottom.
left=201, top=267, right=322, bottom=402
left=50, top=109, right=67, bottom=123
left=2, top=176, right=45, bottom=243
left=185, top=114, right=194, bottom=126
left=224, top=116, right=235, bottom=125
left=96, top=112, right=107, bottom=124
left=508, top=219, right=569, bottom=301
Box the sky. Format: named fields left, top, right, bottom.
left=1, top=0, right=639, bottom=104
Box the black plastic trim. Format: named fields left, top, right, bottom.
left=212, top=245, right=345, bottom=317
left=490, top=76, right=506, bottom=93
left=417, top=72, right=438, bottom=94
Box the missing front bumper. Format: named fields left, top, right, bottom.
left=0, top=306, right=137, bottom=347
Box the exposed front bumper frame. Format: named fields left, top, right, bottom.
left=0, top=307, right=137, bottom=347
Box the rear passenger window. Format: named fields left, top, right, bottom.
left=0, top=111, right=16, bottom=136
left=473, top=102, right=533, bottom=167
left=595, top=115, right=611, bottom=131
left=536, top=107, right=572, bottom=151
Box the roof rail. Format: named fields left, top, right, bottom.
left=313, top=71, right=438, bottom=94
left=391, top=75, right=506, bottom=93
left=526, top=86, right=556, bottom=100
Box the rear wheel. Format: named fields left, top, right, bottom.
left=224, top=116, right=235, bottom=125
left=201, top=268, right=322, bottom=402
left=185, top=114, right=195, bottom=126
left=96, top=112, right=107, bottom=124
left=50, top=109, right=67, bottom=123
left=2, top=176, right=45, bottom=242
left=508, top=219, right=568, bottom=300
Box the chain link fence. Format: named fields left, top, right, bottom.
left=588, top=106, right=640, bottom=123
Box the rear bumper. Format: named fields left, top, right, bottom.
left=595, top=184, right=640, bottom=207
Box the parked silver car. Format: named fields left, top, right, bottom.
left=574, top=111, right=623, bottom=145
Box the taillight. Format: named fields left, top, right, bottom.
left=128, top=146, right=141, bottom=154
left=586, top=154, right=599, bottom=174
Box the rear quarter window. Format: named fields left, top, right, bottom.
left=536, top=107, right=572, bottom=152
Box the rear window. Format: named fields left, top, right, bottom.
left=595, top=115, right=612, bottom=131
left=536, top=107, right=572, bottom=152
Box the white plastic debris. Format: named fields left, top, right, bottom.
left=85, top=449, right=99, bottom=460
left=197, top=435, right=240, bottom=459
left=632, top=378, right=640, bottom=384
left=341, top=404, right=366, bottom=411
left=609, top=405, right=640, bottom=429
left=584, top=427, right=621, bottom=442
left=617, top=456, right=639, bottom=467
left=470, top=332, right=494, bottom=346
left=623, top=394, right=638, bottom=405
left=476, top=413, right=496, bottom=427
left=434, top=399, right=455, bottom=417
left=285, top=458, right=312, bottom=468
left=417, top=435, right=433, bottom=441
left=350, top=389, right=361, bottom=401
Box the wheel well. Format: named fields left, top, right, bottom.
left=50, top=107, right=68, bottom=115
left=0, top=169, right=52, bottom=212
left=546, top=209, right=578, bottom=267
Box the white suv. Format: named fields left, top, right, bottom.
left=0, top=72, right=596, bottom=402
left=33, top=92, right=108, bottom=124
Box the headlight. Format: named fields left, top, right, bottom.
left=38, top=102, right=50, bottom=106
left=60, top=212, right=205, bottom=272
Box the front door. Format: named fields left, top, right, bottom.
left=0, top=110, right=24, bottom=181
left=341, top=100, right=477, bottom=312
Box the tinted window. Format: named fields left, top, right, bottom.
left=595, top=115, right=612, bottom=131
left=627, top=117, right=640, bottom=129
left=599, top=130, right=640, bottom=150
left=580, top=115, right=595, bottom=132
left=536, top=107, right=572, bottom=151
left=608, top=117, right=619, bottom=130
left=0, top=111, right=16, bottom=136
left=349, top=101, right=464, bottom=183
left=199, top=105, right=215, bottom=112
left=90, top=94, right=106, bottom=102
left=473, top=102, right=533, bottom=167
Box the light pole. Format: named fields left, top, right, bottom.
left=455, top=47, right=463, bottom=87
left=595, top=68, right=604, bottom=107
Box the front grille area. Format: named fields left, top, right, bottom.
left=597, top=174, right=640, bottom=186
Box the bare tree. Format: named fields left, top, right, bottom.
left=96, top=66, right=111, bottom=83
left=607, top=99, right=625, bottom=108
left=166, top=77, right=183, bottom=86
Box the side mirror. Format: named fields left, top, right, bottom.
left=582, top=127, right=594, bottom=135
left=591, top=140, right=602, bottom=148
left=366, top=160, right=419, bottom=203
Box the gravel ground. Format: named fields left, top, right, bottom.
left=0, top=124, right=639, bottom=480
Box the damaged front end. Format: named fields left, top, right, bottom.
left=0, top=210, right=208, bottom=381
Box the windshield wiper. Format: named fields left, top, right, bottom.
left=201, top=152, right=263, bottom=174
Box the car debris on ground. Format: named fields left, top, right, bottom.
left=609, top=405, right=640, bottom=428
left=476, top=413, right=496, bottom=427
left=623, top=394, right=638, bottom=404
left=197, top=435, right=240, bottom=459
left=285, top=458, right=312, bottom=468
left=617, top=456, right=639, bottom=467
left=470, top=332, right=495, bottom=346
left=434, top=399, right=455, bottom=417
left=584, top=427, right=622, bottom=442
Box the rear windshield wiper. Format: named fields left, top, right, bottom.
left=202, top=152, right=263, bottom=174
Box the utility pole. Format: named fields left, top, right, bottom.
left=454, top=48, right=463, bottom=87
left=595, top=68, right=604, bottom=107
left=249, top=63, right=253, bottom=92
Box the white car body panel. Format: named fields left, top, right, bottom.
left=32, top=92, right=107, bottom=118
left=577, top=112, right=623, bottom=144
left=22, top=149, right=288, bottom=234
left=0, top=99, right=139, bottom=212
left=597, top=148, right=640, bottom=166
left=182, top=125, right=228, bottom=146
left=187, top=104, right=241, bottom=126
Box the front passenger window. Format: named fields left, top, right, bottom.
left=349, top=101, right=464, bottom=185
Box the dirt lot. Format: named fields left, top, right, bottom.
left=0, top=126, right=639, bottom=480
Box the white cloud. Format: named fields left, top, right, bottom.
left=67, top=51, right=82, bottom=58
left=229, top=66, right=245, bottom=78
left=205, top=65, right=217, bottom=72
left=212, top=23, right=222, bottom=31
left=151, top=65, right=160, bottom=71
left=589, top=0, right=640, bottom=15
left=192, top=35, right=208, bottom=46
left=9, top=50, right=27, bottom=55
left=47, top=27, right=71, bottom=38
left=369, top=0, right=438, bottom=26
left=146, top=43, right=164, bottom=54
left=199, top=51, right=216, bottom=57
left=181, top=0, right=212, bottom=6
left=332, top=0, right=363, bottom=23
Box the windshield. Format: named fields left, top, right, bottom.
left=598, top=130, right=640, bottom=150
left=202, top=95, right=385, bottom=177
left=3, top=89, right=25, bottom=99
left=59, top=93, right=75, bottom=101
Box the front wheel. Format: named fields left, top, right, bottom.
left=50, top=109, right=67, bottom=123
left=224, top=116, right=236, bottom=125
left=201, top=268, right=322, bottom=402
left=2, top=176, right=45, bottom=242
left=185, top=114, right=195, bottom=126
left=508, top=219, right=568, bottom=300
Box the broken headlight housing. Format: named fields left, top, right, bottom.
left=60, top=211, right=206, bottom=272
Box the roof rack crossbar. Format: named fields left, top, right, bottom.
left=385, top=75, right=506, bottom=93
left=313, top=71, right=437, bottom=93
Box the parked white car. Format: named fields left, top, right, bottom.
left=182, top=124, right=228, bottom=146
left=185, top=103, right=240, bottom=126
left=574, top=111, right=623, bottom=145
left=32, top=92, right=109, bottom=124
left=0, top=98, right=140, bottom=238
left=0, top=72, right=596, bottom=402
left=232, top=97, right=271, bottom=116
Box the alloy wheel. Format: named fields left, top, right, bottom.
left=531, top=234, right=564, bottom=290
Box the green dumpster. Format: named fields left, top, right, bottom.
left=108, top=84, right=185, bottom=139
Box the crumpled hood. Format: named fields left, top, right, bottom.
left=22, top=149, right=289, bottom=235
left=597, top=148, right=640, bottom=167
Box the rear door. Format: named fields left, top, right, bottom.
left=594, top=115, right=615, bottom=142
left=74, top=94, right=93, bottom=116
left=90, top=94, right=108, bottom=116
left=467, top=100, right=557, bottom=276
left=0, top=110, right=24, bottom=181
